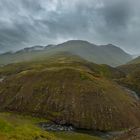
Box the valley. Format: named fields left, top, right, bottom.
left=0, top=41, right=140, bottom=140
left=0, top=0, right=140, bottom=139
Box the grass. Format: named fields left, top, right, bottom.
left=117, top=63, right=140, bottom=97
left=0, top=54, right=140, bottom=131
left=0, top=112, right=55, bottom=140
left=52, top=132, right=102, bottom=140
left=0, top=112, right=103, bottom=140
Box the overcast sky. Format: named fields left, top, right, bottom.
left=0, top=0, right=140, bottom=54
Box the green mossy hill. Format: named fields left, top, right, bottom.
left=127, top=56, right=140, bottom=64
left=117, top=63, right=140, bottom=97
left=0, top=53, right=124, bottom=79
left=117, top=63, right=140, bottom=75
left=0, top=54, right=140, bottom=131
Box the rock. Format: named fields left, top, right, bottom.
left=38, top=122, right=74, bottom=132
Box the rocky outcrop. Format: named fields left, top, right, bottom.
left=113, top=128, right=140, bottom=140
left=39, top=122, right=74, bottom=131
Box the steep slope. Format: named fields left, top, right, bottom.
left=0, top=40, right=132, bottom=66
left=113, top=128, right=140, bottom=140
left=0, top=54, right=139, bottom=132
left=117, top=58, right=140, bottom=97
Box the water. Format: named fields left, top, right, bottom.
left=38, top=122, right=74, bottom=131
left=38, top=122, right=125, bottom=139
left=0, top=78, right=4, bottom=82
left=123, top=87, right=139, bottom=100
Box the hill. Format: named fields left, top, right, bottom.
left=0, top=40, right=132, bottom=66
left=0, top=53, right=139, bottom=132
left=117, top=58, right=140, bottom=97
left=127, top=56, right=140, bottom=64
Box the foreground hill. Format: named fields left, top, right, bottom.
left=0, top=40, right=132, bottom=66
left=0, top=53, right=140, bottom=132
left=0, top=113, right=55, bottom=140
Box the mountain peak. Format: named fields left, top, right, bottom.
left=59, top=40, right=94, bottom=46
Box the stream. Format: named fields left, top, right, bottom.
left=38, top=122, right=125, bottom=139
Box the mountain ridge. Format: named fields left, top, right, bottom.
left=0, top=40, right=132, bottom=66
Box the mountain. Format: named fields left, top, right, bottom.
left=0, top=40, right=132, bottom=66
left=0, top=53, right=140, bottom=131
left=49, top=40, right=132, bottom=66
left=16, top=45, right=45, bottom=53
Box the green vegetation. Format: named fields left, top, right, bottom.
left=0, top=54, right=139, bottom=132
left=52, top=132, right=101, bottom=140
left=0, top=112, right=102, bottom=140
left=127, top=56, right=140, bottom=64
left=0, top=112, right=55, bottom=140
left=0, top=119, right=13, bottom=133
left=0, top=44, right=140, bottom=139
left=117, top=58, right=140, bottom=97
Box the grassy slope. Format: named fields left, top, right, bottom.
left=0, top=54, right=140, bottom=131
left=0, top=53, right=125, bottom=79
left=0, top=112, right=102, bottom=140
left=52, top=132, right=101, bottom=140
left=0, top=112, right=55, bottom=140
left=127, top=56, right=140, bottom=64
left=117, top=58, right=140, bottom=96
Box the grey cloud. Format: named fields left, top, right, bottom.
left=0, top=0, right=140, bottom=53
left=100, top=1, right=131, bottom=30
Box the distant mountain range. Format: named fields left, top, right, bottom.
left=0, top=40, right=132, bottom=66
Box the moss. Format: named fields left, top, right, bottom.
left=0, top=113, right=55, bottom=140
left=0, top=119, right=13, bottom=133
left=80, top=73, right=89, bottom=80
left=52, top=132, right=102, bottom=140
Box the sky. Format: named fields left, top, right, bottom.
left=0, top=0, right=140, bottom=54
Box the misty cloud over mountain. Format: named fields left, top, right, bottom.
left=0, top=0, right=140, bottom=53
